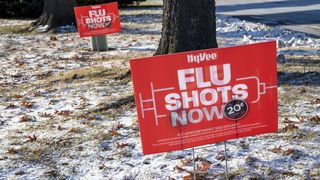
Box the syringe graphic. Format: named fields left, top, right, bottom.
left=236, top=76, right=277, bottom=103
left=107, top=13, right=119, bottom=22
left=79, top=15, right=88, bottom=28
left=139, top=82, right=175, bottom=126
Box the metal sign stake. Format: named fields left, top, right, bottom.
left=192, top=148, right=196, bottom=180
left=224, top=141, right=229, bottom=180
left=91, top=35, right=108, bottom=51
left=95, top=36, right=99, bottom=53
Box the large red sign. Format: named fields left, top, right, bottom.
left=130, top=41, right=278, bottom=155
left=74, top=2, right=121, bottom=37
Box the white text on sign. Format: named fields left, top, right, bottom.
left=165, top=64, right=249, bottom=126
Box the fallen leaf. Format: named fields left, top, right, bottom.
left=283, top=117, right=294, bottom=123
left=271, top=146, right=282, bottom=154
left=283, top=124, right=299, bottom=132
left=197, top=161, right=212, bottom=172
left=299, top=88, right=307, bottom=93
left=6, top=148, right=18, bottom=154
left=183, top=174, right=193, bottom=180
left=58, top=125, right=64, bottom=131
left=311, top=98, right=320, bottom=104
left=296, top=116, right=305, bottom=123
left=116, top=123, right=124, bottom=130
left=215, top=152, right=226, bottom=161
left=62, top=47, right=71, bottom=52
left=181, top=159, right=192, bottom=166
left=26, top=135, right=37, bottom=142
left=183, top=172, right=204, bottom=180
left=38, top=112, right=52, bottom=118
left=310, top=116, right=320, bottom=124
left=49, top=36, right=57, bottom=41
left=174, top=165, right=186, bottom=173
left=55, top=110, right=71, bottom=117
left=68, top=128, right=78, bottom=133
left=21, top=102, right=34, bottom=108
left=20, top=115, right=30, bottom=122
left=12, top=95, right=23, bottom=99
left=116, top=142, right=129, bottom=148
left=109, top=128, right=120, bottom=136
left=14, top=170, right=25, bottom=176
left=285, top=148, right=294, bottom=156
left=5, top=104, right=17, bottom=109
left=240, top=140, right=250, bottom=149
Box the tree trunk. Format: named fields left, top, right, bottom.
left=32, top=0, right=77, bottom=31
left=155, top=0, right=218, bottom=55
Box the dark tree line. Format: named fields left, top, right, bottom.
left=0, top=0, right=145, bottom=18
left=0, top=0, right=43, bottom=18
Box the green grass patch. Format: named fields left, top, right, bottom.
left=0, top=24, right=31, bottom=34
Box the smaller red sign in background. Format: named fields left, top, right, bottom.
left=74, top=2, right=121, bottom=37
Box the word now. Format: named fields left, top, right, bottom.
left=171, top=105, right=224, bottom=127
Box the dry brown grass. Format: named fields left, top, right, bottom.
left=0, top=24, right=30, bottom=34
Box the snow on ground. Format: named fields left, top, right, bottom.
left=0, top=7, right=319, bottom=179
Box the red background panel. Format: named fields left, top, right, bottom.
left=130, top=41, right=278, bottom=155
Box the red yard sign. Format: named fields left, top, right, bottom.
left=74, top=2, right=121, bottom=37
left=130, top=41, right=278, bottom=155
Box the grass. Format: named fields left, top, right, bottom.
left=45, top=66, right=129, bottom=83
left=0, top=24, right=31, bottom=34
left=133, top=0, right=162, bottom=7
left=0, top=66, right=131, bottom=99
left=276, top=56, right=320, bottom=107
left=278, top=55, right=320, bottom=70
left=88, top=93, right=135, bottom=119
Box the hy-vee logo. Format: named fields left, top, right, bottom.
left=187, top=52, right=217, bottom=64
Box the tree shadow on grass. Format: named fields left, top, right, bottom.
left=278, top=71, right=320, bottom=86
left=120, top=13, right=162, bottom=24
left=121, top=26, right=160, bottom=35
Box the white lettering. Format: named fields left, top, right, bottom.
left=178, top=69, right=195, bottom=90
left=181, top=91, right=199, bottom=109
left=188, top=109, right=203, bottom=124
left=170, top=106, right=225, bottom=126
left=232, top=84, right=248, bottom=99
left=165, top=93, right=181, bottom=111
left=217, top=86, right=231, bottom=103
left=199, top=88, right=218, bottom=106
left=178, top=64, right=232, bottom=91
left=203, top=105, right=224, bottom=121
left=195, top=67, right=211, bottom=88
left=210, top=64, right=231, bottom=86
left=171, top=111, right=187, bottom=127
left=187, top=52, right=217, bottom=63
